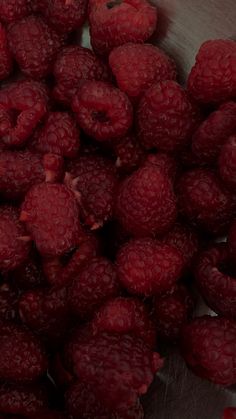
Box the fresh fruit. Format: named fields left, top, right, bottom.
left=0, top=383, right=48, bottom=416
left=114, top=134, right=145, bottom=173
left=0, top=23, right=12, bottom=81
left=143, top=152, right=179, bottom=182
left=0, top=0, right=31, bottom=23
left=0, top=281, right=19, bottom=322
left=218, top=135, right=236, bottom=190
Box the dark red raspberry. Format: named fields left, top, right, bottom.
left=0, top=151, right=63, bottom=200
left=154, top=285, right=195, bottom=341
left=66, top=155, right=118, bottom=229
left=0, top=383, right=48, bottom=416
left=11, top=254, right=46, bottom=290
left=0, top=321, right=48, bottom=381
left=195, top=244, right=236, bottom=320
left=117, top=238, right=184, bottom=296
left=8, top=15, right=62, bottom=79
left=137, top=80, right=201, bottom=152
left=109, top=43, right=177, bottom=101
left=0, top=24, right=12, bottom=81
left=181, top=316, right=236, bottom=386
left=20, top=183, right=83, bottom=257
left=188, top=40, right=236, bottom=104
left=68, top=257, right=120, bottom=318
left=177, top=168, right=236, bottom=235
left=229, top=220, right=236, bottom=260
left=64, top=323, right=94, bottom=372
left=33, top=411, right=67, bottom=419
left=115, top=165, right=177, bottom=237
left=223, top=408, right=236, bottom=419
left=192, top=102, right=236, bottom=164
left=218, top=135, right=236, bottom=190
left=0, top=80, right=48, bottom=147
left=0, top=0, right=31, bottom=23
left=162, top=222, right=199, bottom=271
left=89, top=0, right=157, bottom=56
left=72, top=81, right=133, bottom=141
left=53, top=46, right=111, bottom=105
left=0, top=206, right=30, bottom=272
left=114, top=134, right=145, bottom=173
left=143, top=152, right=179, bottom=182
left=0, top=281, right=19, bottom=322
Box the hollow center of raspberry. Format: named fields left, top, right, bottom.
left=219, top=261, right=236, bottom=277
left=92, top=111, right=110, bottom=123
left=106, top=0, right=122, bottom=9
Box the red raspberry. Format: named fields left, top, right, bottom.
left=0, top=206, right=30, bottom=272
left=187, top=40, right=236, bottom=104
left=109, top=43, right=177, bottom=101
left=223, top=408, right=236, bottom=419
left=68, top=257, right=120, bottom=318
left=72, top=81, right=133, bottom=141
left=0, top=0, right=31, bottom=23
left=88, top=0, right=157, bottom=56
left=91, top=297, right=156, bottom=348
left=181, top=316, right=236, bottom=386
left=137, top=80, right=201, bottom=152
left=195, top=244, right=236, bottom=320
left=0, top=24, right=12, bottom=81
left=143, top=152, right=179, bottom=182
left=0, top=151, right=63, bottom=200
left=33, top=411, right=67, bottom=419
left=154, top=285, right=195, bottom=341
left=0, top=383, right=48, bottom=416
left=0, top=282, right=19, bottom=322
left=66, top=155, right=118, bottom=229
left=0, top=80, right=49, bottom=147
left=53, top=46, right=111, bottom=105
left=0, top=321, right=48, bottom=381
left=218, top=135, right=236, bottom=190
left=70, top=333, right=163, bottom=410
left=177, top=168, right=236, bottom=235
left=117, top=238, right=184, bottom=296
left=114, top=134, right=145, bottom=173
left=32, top=112, right=80, bottom=159
left=229, top=220, right=236, bottom=261
left=192, top=102, right=236, bottom=164
left=115, top=165, right=177, bottom=237
left=20, top=183, right=83, bottom=257
left=8, top=15, right=62, bottom=79
left=11, top=254, right=46, bottom=290
left=64, top=323, right=95, bottom=372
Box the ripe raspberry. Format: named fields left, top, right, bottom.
left=0, top=0, right=31, bottom=23
left=0, top=206, right=30, bottom=272
left=192, top=102, right=236, bottom=164
left=72, top=81, right=133, bottom=141
left=20, top=183, right=83, bottom=257
left=223, top=408, right=236, bottom=419
left=143, top=152, right=179, bottom=182
left=91, top=297, right=156, bottom=347
left=0, top=383, right=48, bottom=416
left=229, top=221, right=236, bottom=260
left=181, top=316, right=236, bottom=386
left=32, top=112, right=80, bottom=159
left=0, top=322, right=47, bottom=381
left=11, top=254, right=46, bottom=290
left=68, top=257, right=120, bottom=318
left=195, top=244, right=236, bottom=320
left=109, top=43, right=177, bottom=101
left=0, top=282, right=19, bottom=322
left=8, top=15, right=62, bottom=79
left=137, top=80, right=201, bottom=152
left=218, top=135, right=236, bottom=190
left=33, top=411, right=67, bottom=419
left=177, top=168, right=236, bottom=235
left=115, top=165, right=177, bottom=237
left=0, top=24, right=12, bottom=81
left=88, top=0, right=157, bottom=56
left=188, top=40, right=236, bottom=104
left=64, top=323, right=94, bottom=372
left=0, top=80, right=49, bottom=147
left=0, top=151, right=63, bottom=200
left=154, top=285, right=195, bottom=341
left=70, top=333, right=163, bottom=410
left=117, top=238, right=184, bottom=296
left=114, top=134, right=145, bottom=173
left=53, top=46, right=111, bottom=105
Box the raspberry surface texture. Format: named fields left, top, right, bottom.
left=0, top=0, right=31, bottom=23
left=0, top=281, right=19, bottom=322
left=0, top=383, right=48, bottom=416
left=0, top=24, right=12, bottom=81
left=218, top=135, right=236, bottom=190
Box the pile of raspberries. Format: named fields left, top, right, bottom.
left=0, top=0, right=236, bottom=418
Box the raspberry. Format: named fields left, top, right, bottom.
left=72, top=81, right=133, bottom=141
left=32, top=112, right=80, bottom=159
left=154, top=285, right=195, bottom=341
left=188, top=40, right=236, bottom=104
left=0, top=24, right=12, bottom=81
left=91, top=297, right=156, bottom=347
left=88, top=0, right=157, bottom=56
left=53, top=46, right=111, bottom=105
left=68, top=257, right=120, bottom=318
left=117, top=238, right=184, bottom=296
left=177, top=168, right=236, bottom=235
left=70, top=333, right=163, bottom=410
left=229, top=220, right=236, bottom=260
left=0, top=80, right=48, bottom=147
left=195, top=244, right=236, bottom=320
left=109, top=43, right=177, bottom=101
left=0, top=0, right=31, bottom=23
left=218, top=135, right=236, bottom=190
left=223, top=408, right=236, bottom=419
left=11, top=254, right=46, bottom=290
left=114, top=134, right=145, bottom=173
left=66, top=155, right=118, bottom=229
left=0, top=322, right=47, bottom=381
left=0, top=383, right=48, bottom=416
left=64, top=323, right=95, bottom=372
left=20, top=183, right=83, bottom=257
left=115, top=165, right=177, bottom=237
left=0, top=151, right=63, bottom=200
left=0, top=206, right=30, bottom=272
left=192, top=102, right=236, bottom=164
left=143, top=152, right=179, bottom=182
left=137, top=80, right=201, bottom=152
left=181, top=316, right=236, bottom=386
left=0, top=281, right=19, bottom=322
left=33, top=411, right=67, bottom=419
left=8, top=15, right=62, bottom=79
